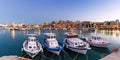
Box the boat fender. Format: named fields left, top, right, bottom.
left=41, top=48, right=43, bottom=52
left=85, top=37, right=88, bottom=41
left=66, top=45, right=68, bottom=48
left=21, top=48, right=23, bottom=51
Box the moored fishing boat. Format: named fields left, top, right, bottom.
left=64, top=32, right=91, bottom=54
left=86, top=35, right=110, bottom=48
left=42, top=32, right=64, bottom=55
left=22, top=34, right=43, bottom=58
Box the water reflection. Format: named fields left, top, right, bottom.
left=91, top=47, right=110, bottom=58
left=10, top=29, right=16, bottom=39
left=23, top=30, right=28, bottom=36
left=100, top=30, right=120, bottom=36
left=79, top=30, right=82, bottom=34
left=94, top=29, right=98, bottom=34
left=101, top=30, right=105, bottom=35
left=75, top=29, right=120, bottom=50
left=36, top=29, right=41, bottom=36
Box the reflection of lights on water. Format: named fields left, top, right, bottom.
left=37, top=29, right=41, bottom=36
left=80, top=30, right=82, bottom=34
left=94, top=29, right=98, bottom=34
left=111, top=30, right=120, bottom=36
left=101, top=30, right=120, bottom=36
left=101, top=30, right=105, bottom=35
left=11, top=30, right=15, bottom=39
left=23, top=31, right=28, bottom=35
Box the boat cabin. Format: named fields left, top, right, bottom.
left=91, top=36, right=101, bottom=40
left=27, top=34, right=37, bottom=41
left=65, top=32, right=78, bottom=38
left=44, top=33, right=56, bottom=39
left=65, top=32, right=84, bottom=47
left=28, top=36, right=36, bottom=42
left=27, top=34, right=38, bottom=50
left=44, top=33, right=58, bottom=48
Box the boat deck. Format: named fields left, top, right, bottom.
left=24, top=40, right=41, bottom=51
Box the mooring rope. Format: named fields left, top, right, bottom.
left=62, top=50, right=73, bottom=60
left=85, top=53, right=88, bottom=60
left=40, top=52, right=55, bottom=60
left=50, top=54, right=55, bottom=58
left=73, top=53, right=79, bottom=60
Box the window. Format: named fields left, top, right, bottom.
left=51, top=43, right=53, bottom=45
left=50, top=36, right=56, bottom=39
left=33, top=46, right=36, bottom=48
left=47, top=36, right=50, bottom=39
left=29, top=46, right=32, bottom=49
left=51, top=36, right=54, bottom=39
left=33, top=40, right=35, bottom=41
left=53, top=36, right=56, bottom=38
left=97, top=37, right=101, bottom=39
left=75, top=43, right=77, bottom=45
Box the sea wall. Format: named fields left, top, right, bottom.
left=0, top=55, right=31, bottom=60
left=100, top=48, right=120, bottom=60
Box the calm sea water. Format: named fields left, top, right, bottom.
left=0, top=29, right=120, bottom=60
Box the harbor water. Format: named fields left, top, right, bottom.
left=0, top=29, right=120, bottom=60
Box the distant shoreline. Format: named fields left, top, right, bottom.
left=0, top=20, right=120, bottom=30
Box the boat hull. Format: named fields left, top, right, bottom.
left=66, top=45, right=88, bottom=54
left=90, top=43, right=108, bottom=48
left=87, top=41, right=109, bottom=48
left=22, top=40, right=43, bottom=58
left=43, top=42, right=64, bottom=55
left=64, top=39, right=90, bottom=55
left=22, top=49, right=40, bottom=58
left=46, top=49, right=61, bottom=55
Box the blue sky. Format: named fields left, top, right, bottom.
left=0, top=0, right=120, bottom=24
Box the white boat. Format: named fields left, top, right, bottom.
left=64, top=32, right=91, bottom=54
left=22, top=34, right=43, bottom=58
left=87, top=35, right=110, bottom=48
left=43, top=32, right=64, bottom=55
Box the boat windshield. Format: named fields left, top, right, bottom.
left=97, top=37, right=101, bottom=39
left=92, top=36, right=101, bottom=40
left=47, top=36, right=56, bottom=39
left=67, top=35, right=78, bottom=38
left=29, top=39, right=36, bottom=42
